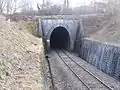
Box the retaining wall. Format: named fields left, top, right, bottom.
left=78, top=38, right=120, bottom=80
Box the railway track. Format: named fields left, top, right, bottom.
left=55, top=50, right=113, bottom=90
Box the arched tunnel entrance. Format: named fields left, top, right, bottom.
left=50, top=27, right=70, bottom=50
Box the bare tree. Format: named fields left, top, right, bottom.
left=5, top=0, right=19, bottom=14
left=6, top=0, right=12, bottom=14
left=20, top=0, right=32, bottom=13
left=37, top=0, right=54, bottom=15
left=64, top=0, right=69, bottom=8
left=13, top=0, right=18, bottom=13
left=99, top=0, right=120, bottom=15
left=42, top=0, right=45, bottom=6
left=0, top=0, right=6, bottom=12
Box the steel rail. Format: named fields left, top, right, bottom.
left=55, top=50, right=91, bottom=90
left=62, top=50, right=113, bottom=90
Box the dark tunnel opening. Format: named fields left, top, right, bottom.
left=50, top=27, right=70, bottom=50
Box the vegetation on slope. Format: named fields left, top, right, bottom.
left=90, top=5, right=120, bottom=45
left=0, top=15, right=44, bottom=90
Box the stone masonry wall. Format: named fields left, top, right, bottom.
left=78, top=38, right=120, bottom=80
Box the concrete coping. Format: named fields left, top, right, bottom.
left=84, top=37, right=120, bottom=48
left=37, top=14, right=105, bottom=20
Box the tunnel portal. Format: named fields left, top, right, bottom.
left=50, top=27, right=70, bottom=50
left=40, top=19, right=80, bottom=51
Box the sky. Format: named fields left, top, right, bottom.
left=32, top=0, right=93, bottom=10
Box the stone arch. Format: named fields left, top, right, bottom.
left=46, top=23, right=73, bottom=50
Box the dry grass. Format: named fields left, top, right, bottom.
left=90, top=12, right=120, bottom=45
left=0, top=16, right=44, bottom=90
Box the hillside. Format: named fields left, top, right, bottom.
left=0, top=15, right=44, bottom=90
left=90, top=12, right=120, bottom=45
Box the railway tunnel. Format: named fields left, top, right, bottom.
left=50, top=26, right=70, bottom=50
left=40, top=19, right=80, bottom=51
left=39, top=19, right=120, bottom=85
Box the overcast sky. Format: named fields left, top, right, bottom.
left=32, top=0, right=93, bottom=10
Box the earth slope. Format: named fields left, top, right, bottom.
left=0, top=15, right=44, bottom=90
